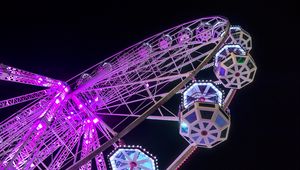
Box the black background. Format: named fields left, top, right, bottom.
left=0, top=1, right=299, bottom=169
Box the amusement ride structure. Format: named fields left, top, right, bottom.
left=0, top=16, right=257, bottom=170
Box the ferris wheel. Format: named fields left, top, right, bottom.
left=0, top=16, right=257, bottom=170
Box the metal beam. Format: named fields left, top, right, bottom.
left=166, top=144, right=197, bottom=170
left=0, top=90, right=49, bottom=109
left=0, top=64, right=62, bottom=88
left=224, top=89, right=237, bottom=109
left=97, top=112, right=178, bottom=121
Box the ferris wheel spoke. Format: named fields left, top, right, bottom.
left=47, top=129, right=82, bottom=170
left=101, top=97, right=153, bottom=118
left=97, top=112, right=178, bottom=121
left=0, top=63, right=63, bottom=88
left=91, top=69, right=180, bottom=96
left=4, top=117, right=70, bottom=169
left=92, top=132, right=108, bottom=170
left=27, top=128, right=69, bottom=169
left=0, top=95, right=51, bottom=128
left=0, top=89, right=50, bottom=109
left=70, top=96, right=117, bottom=143
left=45, top=121, right=81, bottom=160
left=0, top=110, right=43, bottom=154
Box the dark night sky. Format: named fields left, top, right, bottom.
left=0, top=1, right=299, bottom=170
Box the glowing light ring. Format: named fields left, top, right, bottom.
left=183, top=82, right=223, bottom=108
left=108, top=145, right=158, bottom=170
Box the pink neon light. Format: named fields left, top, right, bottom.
left=38, top=77, right=43, bottom=83
left=95, top=97, right=99, bottom=102
left=64, top=87, right=69, bottom=92
left=55, top=99, right=60, bottom=104
left=93, top=118, right=99, bottom=124
left=79, top=104, right=83, bottom=109
left=87, top=119, right=91, bottom=123
left=36, top=123, right=43, bottom=130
